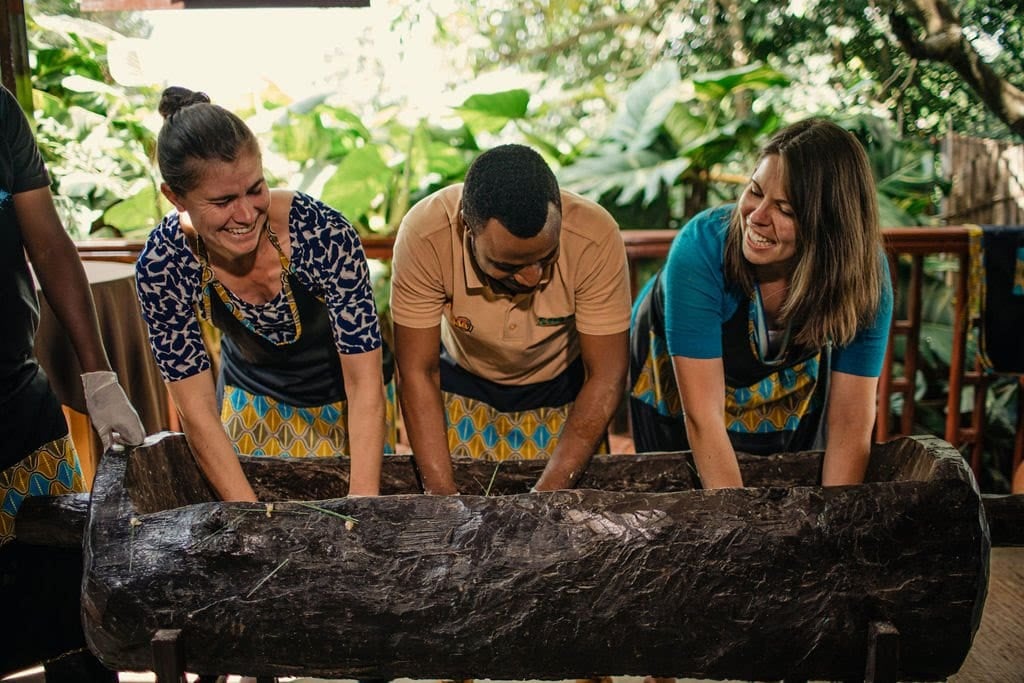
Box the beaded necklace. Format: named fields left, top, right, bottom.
left=195, top=218, right=302, bottom=345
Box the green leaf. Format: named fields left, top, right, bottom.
left=692, top=63, right=791, bottom=101
left=453, top=89, right=530, bottom=134
left=288, top=92, right=330, bottom=115
left=920, top=321, right=955, bottom=368
left=679, top=118, right=768, bottom=168
left=102, top=185, right=169, bottom=235
left=606, top=61, right=680, bottom=152
left=275, top=111, right=334, bottom=163
left=60, top=75, right=117, bottom=95
left=320, top=145, right=391, bottom=222
left=877, top=194, right=917, bottom=228
left=558, top=150, right=690, bottom=207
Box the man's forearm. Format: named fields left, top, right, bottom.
left=400, top=373, right=458, bottom=494
left=35, top=234, right=111, bottom=372
left=534, top=374, right=622, bottom=491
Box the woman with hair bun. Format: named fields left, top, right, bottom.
left=137, top=86, right=394, bottom=501
left=629, top=118, right=893, bottom=488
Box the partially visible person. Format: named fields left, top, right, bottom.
left=391, top=143, right=632, bottom=494
left=630, top=118, right=893, bottom=488
left=136, top=86, right=393, bottom=502
left=1, top=84, right=144, bottom=680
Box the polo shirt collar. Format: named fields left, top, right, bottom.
left=460, top=214, right=486, bottom=291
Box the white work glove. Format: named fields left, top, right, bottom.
left=82, top=371, right=146, bottom=452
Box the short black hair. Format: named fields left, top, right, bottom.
left=462, top=144, right=561, bottom=238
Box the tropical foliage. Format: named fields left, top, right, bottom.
left=436, top=0, right=1023, bottom=140
left=25, top=12, right=162, bottom=239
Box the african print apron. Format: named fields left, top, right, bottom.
left=440, top=351, right=607, bottom=460
left=196, top=233, right=397, bottom=457
left=1, top=436, right=84, bottom=546
left=629, top=270, right=830, bottom=456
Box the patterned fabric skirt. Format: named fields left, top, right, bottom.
left=221, top=380, right=399, bottom=457
left=1, top=436, right=85, bottom=546
left=443, top=391, right=608, bottom=460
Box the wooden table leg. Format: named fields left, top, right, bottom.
left=152, top=628, right=186, bottom=683
left=865, top=621, right=900, bottom=683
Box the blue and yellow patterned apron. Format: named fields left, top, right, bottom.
left=1, top=436, right=85, bottom=546
left=440, top=350, right=607, bottom=460
left=629, top=270, right=829, bottom=456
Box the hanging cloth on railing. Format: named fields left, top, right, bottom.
left=967, top=224, right=1024, bottom=374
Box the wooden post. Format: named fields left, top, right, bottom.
left=865, top=621, right=900, bottom=683
left=0, top=0, right=32, bottom=110
left=151, top=629, right=186, bottom=683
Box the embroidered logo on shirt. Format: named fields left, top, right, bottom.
left=452, top=316, right=474, bottom=332
left=537, top=314, right=574, bottom=326
left=0, top=189, right=11, bottom=210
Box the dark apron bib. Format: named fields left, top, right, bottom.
left=439, top=347, right=584, bottom=413
left=211, top=273, right=346, bottom=408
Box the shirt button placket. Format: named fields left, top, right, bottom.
left=505, top=304, right=524, bottom=340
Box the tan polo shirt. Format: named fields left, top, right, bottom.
left=391, top=184, right=631, bottom=385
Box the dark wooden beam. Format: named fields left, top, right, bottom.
left=0, top=0, right=32, bottom=111
left=80, top=0, right=369, bottom=9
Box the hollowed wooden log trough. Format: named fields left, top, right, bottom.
left=58, top=433, right=994, bottom=680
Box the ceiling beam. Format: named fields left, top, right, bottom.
left=79, top=0, right=369, bottom=9
left=0, top=0, right=32, bottom=111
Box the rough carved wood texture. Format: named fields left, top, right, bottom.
left=82, top=433, right=989, bottom=681
left=982, top=494, right=1024, bottom=546
left=14, top=492, right=91, bottom=547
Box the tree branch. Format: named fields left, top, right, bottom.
left=890, top=0, right=1024, bottom=137
left=515, top=0, right=678, bottom=61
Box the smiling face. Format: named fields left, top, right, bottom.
left=738, top=154, right=798, bottom=275
left=161, top=146, right=270, bottom=264
left=467, top=202, right=561, bottom=296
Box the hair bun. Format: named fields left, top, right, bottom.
left=158, top=86, right=212, bottom=119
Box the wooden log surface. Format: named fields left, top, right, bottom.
left=80, top=433, right=989, bottom=682
left=15, top=492, right=90, bottom=548
left=17, top=436, right=1022, bottom=546
left=121, top=431, right=950, bottom=513
left=982, top=494, right=1024, bottom=546
left=19, top=488, right=1021, bottom=550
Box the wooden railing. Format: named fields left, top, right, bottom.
left=878, top=228, right=975, bottom=452
left=76, top=227, right=1017, bottom=474
left=76, top=232, right=677, bottom=296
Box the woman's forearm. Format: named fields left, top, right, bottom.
left=685, top=414, right=744, bottom=488
left=345, top=381, right=385, bottom=496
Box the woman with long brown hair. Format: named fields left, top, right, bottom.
left=629, top=118, right=893, bottom=488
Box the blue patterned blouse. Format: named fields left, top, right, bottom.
left=136, top=191, right=382, bottom=383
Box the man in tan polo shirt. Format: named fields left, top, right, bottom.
left=391, top=144, right=631, bottom=494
